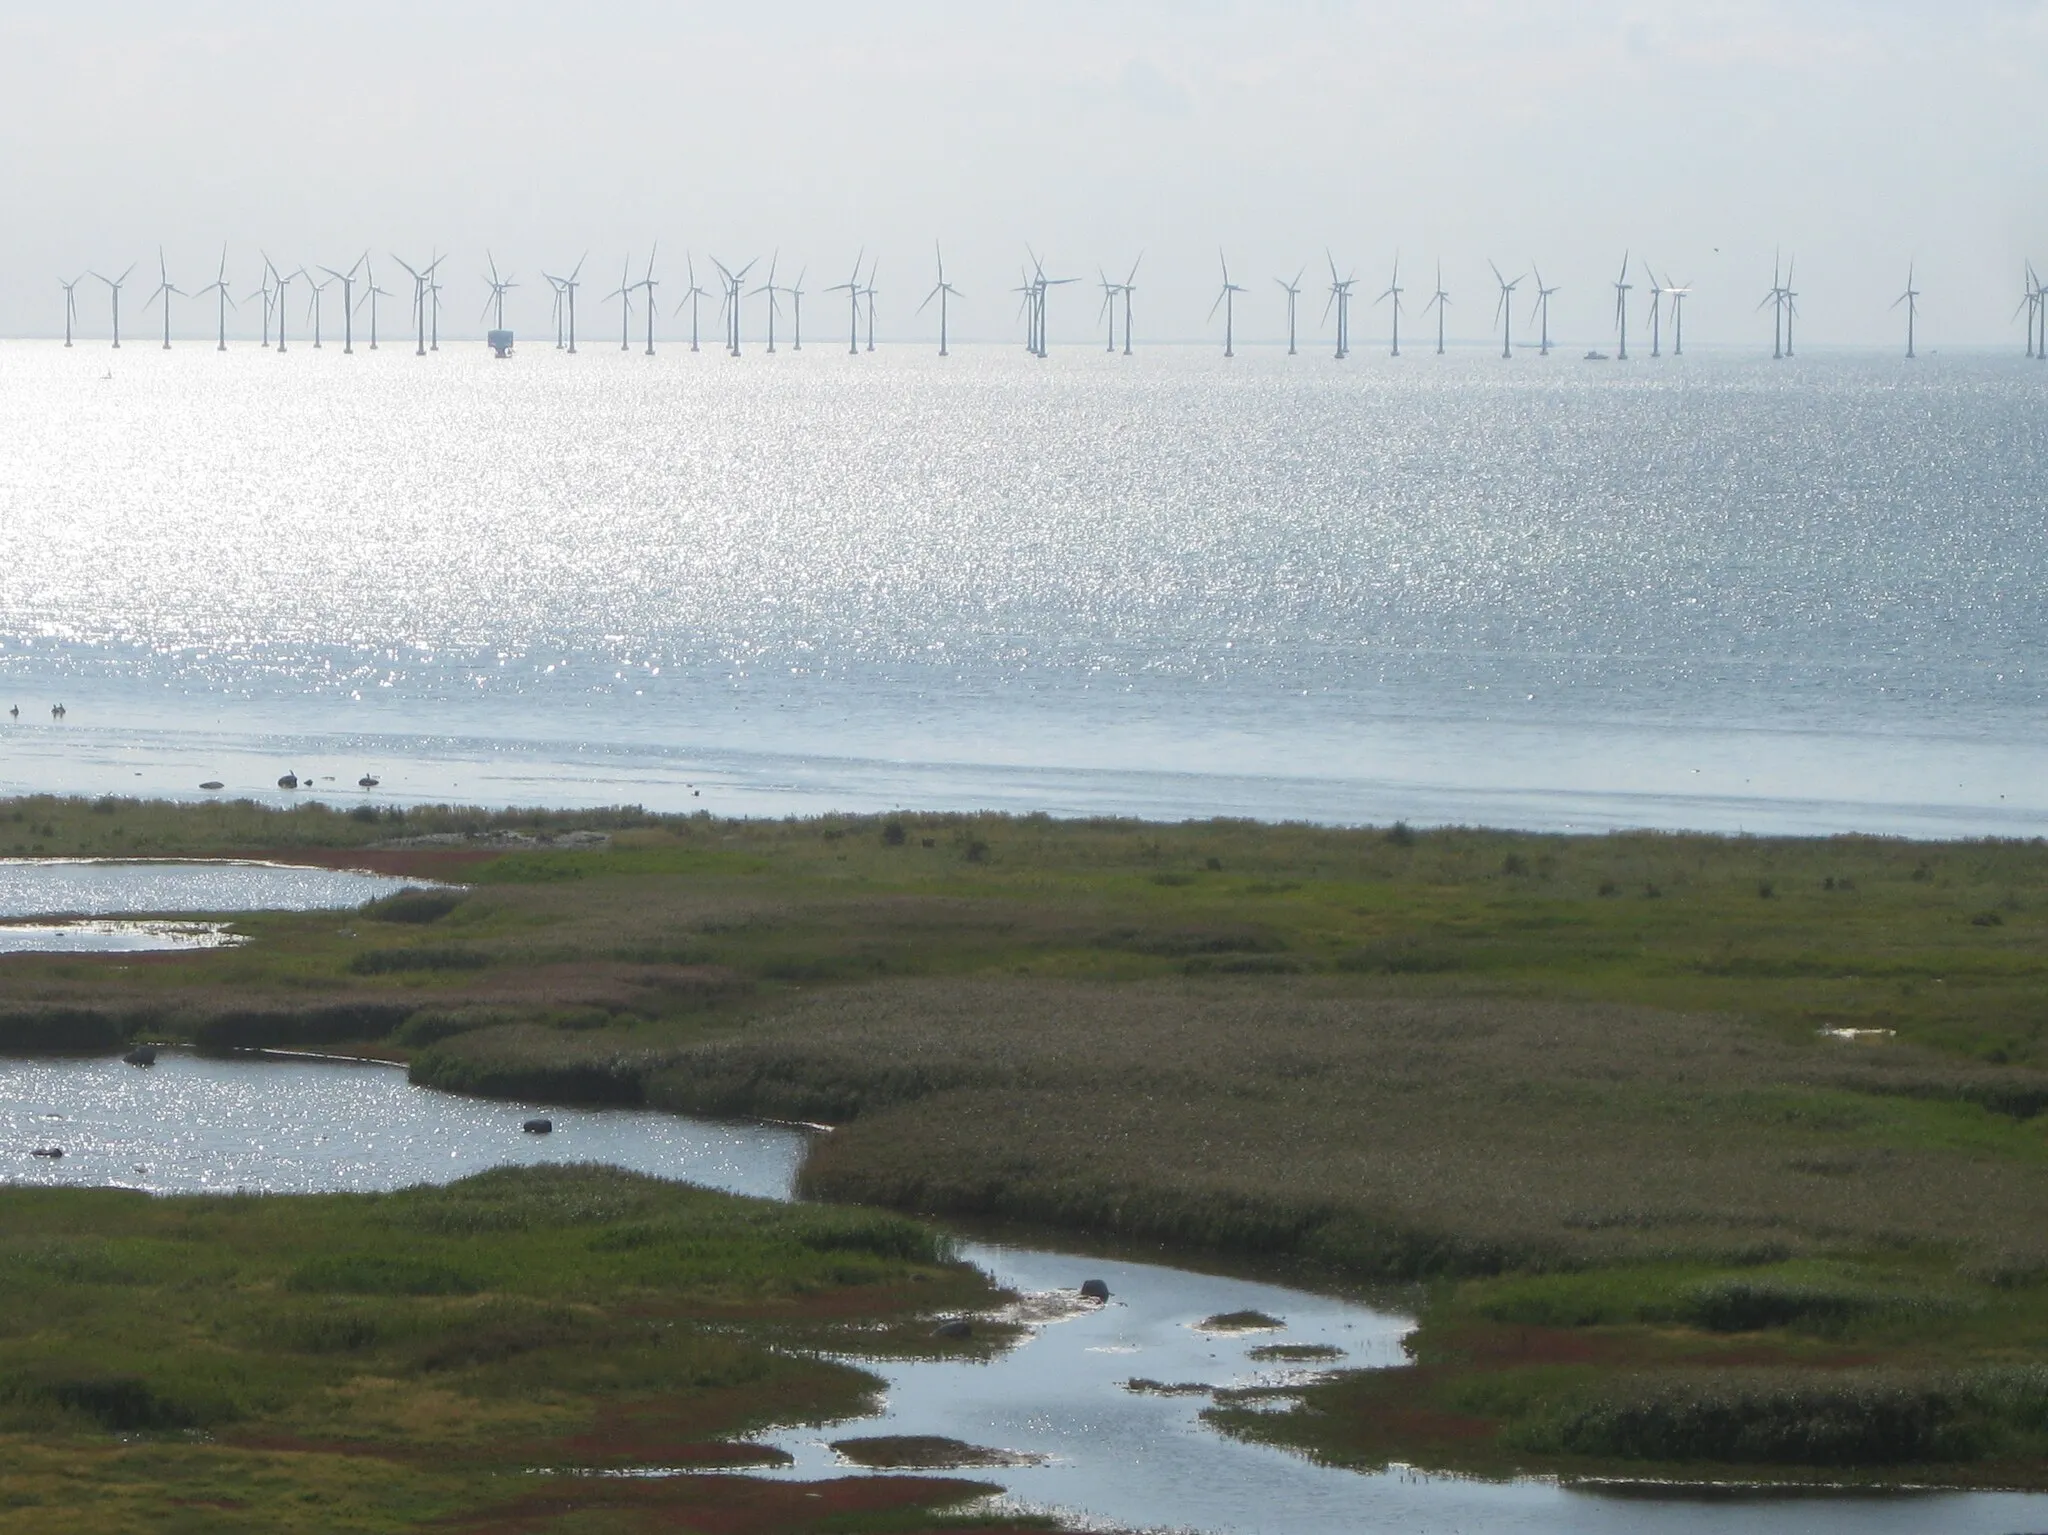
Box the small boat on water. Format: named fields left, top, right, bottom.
left=1583, top=350, right=1610, bottom=361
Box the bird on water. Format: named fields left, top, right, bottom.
left=277, top=770, right=298, bottom=790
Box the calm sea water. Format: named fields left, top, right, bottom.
left=0, top=340, right=2041, bottom=835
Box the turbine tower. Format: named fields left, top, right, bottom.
left=541, top=255, right=585, bottom=353
left=1116, top=255, right=1140, bottom=355
left=1529, top=266, right=1558, bottom=356
left=862, top=260, right=879, bottom=353
left=674, top=256, right=709, bottom=353
left=265, top=256, right=294, bottom=352
left=1643, top=267, right=1665, bottom=358
left=1424, top=262, right=1451, bottom=356
left=1781, top=257, right=1798, bottom=358
left=141, top=249, right=181, bottom=350
left=319, top=253, right=367, bottom=354
left=1892, top=262, right=1921, bottom=359
left=752, top=253, right=782, bottom=353
left=638, top=246, right=660, bottom=356
left=609, top=256, right=635, bottom=352
left=302, top=270, right=330, bottom=349
left=1611, top=253, right=1632, bottom=361
left=1275, top=267, right=1304, bottom=356
left=193, top=248, right=234, bottom=351
left=829, top=250, right=865, bottom=356
left=1760, top=251, right=1786, bottom=360
left=358, top=263, right=392, bottom=351
left=1488, top=261, right=1521, bottom=359
left=1324, top=253, right=1355, bottom=359
left=711, top=255, right=753, bottom=356
left=393, top=254, right=433, bottom=356
left=1097, top=268, right=1120, bottom=352
left=1666, top=277, right=1692, bottom=356
left=1211, top=251, right=1246, bottom=357
left=93, top=263, right=137, bottom=349
left=59, top=273, right=85, bottom=347
left=2015, top=265, right=2039, bottom=359
left=921, top=243, right=960, bottom=356
left=787, top=266, right=806, bottom=350
left=1376, top=255, right=1404, bottom=357
left=482, top=252, right=517, bottom=333
left=248, top=266, right=275, bottom=348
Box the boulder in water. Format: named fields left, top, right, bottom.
left=123, top=1045, right=157, bottom=1067
left=1079, top=1279, right=1111, bottom=1303
left=522, top=1118, right=553, bottom=1135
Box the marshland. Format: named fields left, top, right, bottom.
left=7, top=794, right=2048, bottom=1521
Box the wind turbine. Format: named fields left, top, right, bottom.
left=1666, top=277, right=1692, bottom=356
left=141, top=249, right=182, bottom=350
left=1643, top=267, right=1666, bottom=358
left=264, top=256, right=294, bottom=352
left=1116, top=255, right=1140, bottom=355
left=93, top=263, right=136, bottom=349
left=638, top=246, right=661, bottom=356
left=674, top=256, right=708, bottom=353
left=609, top=256, right=635, bottom=352
left=1781, top=257, right=1798, bottom=358
left=1760, top=251, right=1786, bottom=360
left=1211, top=251, right=1246, bottom=357
left=393, top=254, right=432, bottom=356
left=752, top=253, right=782, bottom=353
left=829, top=250, right=865, bottom=356
left=427, top=253, right=444, bottom=351
left=482, top=252, right=517, bottom=332
left=1893, top=262, right=1921, bottom=359
left=787, top=266, right=806, bottom=350
left=1529, top=266, right=1558, bottom=356
left=2014, top=265, right=2039, bottom=359
left=194, top=249, right=234, bottom=351
left=711, top=255, right=752, bottom=356
left=1097, top=268, right=1120, bottom=352
left=358, top=261, right=392, bottom=351
left=248, top=266, right=275, bottom=348
left=1424, top=262, right=1451, bottom=356
left=540, top=255, right=584, bottom=353
left=1376, top=255, right=1404, bottom=357
left=1275, top=267, right=1303, bottom=356
left=1323, top=252, right=1355, bottom=359
left=921, top=243, right=960, bottom=356
left=862, top=261, right=879, bottom=352
left=1611, top=253, right=1632, bottom=361
left=59, top=274, right=85, bottom=347
left=302, top=269, right=333, bottom=349
left=319, top=253, right=366, bottom=354
left=1024, top=250, right=1076, bottom=358
left=1488, top=261, right=1520, bottom=359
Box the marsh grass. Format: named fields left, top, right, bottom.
left=0, top=1165, right=1000, bottom=1530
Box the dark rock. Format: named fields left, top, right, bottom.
left=932, top=1318, right=973, bottom=1339
left=123, top=1045, right=157, bottom=1067
left=30, top=1147, right=63, bottom=1158
left=522, top=1118, right=553, bottom=1135
left=1079, top=1279, right=1111, bottom=1303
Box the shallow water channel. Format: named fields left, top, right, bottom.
left=4, top=1053, right=2045, bottom=1535
left=0, top=858, right=441, bottom=951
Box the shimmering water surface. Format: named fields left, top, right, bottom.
left=0, top=342, right=2042, bottom=834
left=6, top=1055, right=2046, bottom=1534
left=0, top=857, right=435, bottom=919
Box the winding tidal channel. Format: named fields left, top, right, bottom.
left=5, top=1053, right=2045, bottom=1534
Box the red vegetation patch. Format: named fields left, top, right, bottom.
left=441, top=1472, right=994, bottom=1535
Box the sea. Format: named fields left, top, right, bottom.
left=1, top=338, right=2042, bottom=838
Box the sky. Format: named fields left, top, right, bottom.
left=1, top=0, right=2044, bottom=349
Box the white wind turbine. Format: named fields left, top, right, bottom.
left=141, top=248, right=182, bottom=350
left=1274, top=267, right=1304, bottom=356
left=93, top=262, right=137, bottom=349
left=1376, top=255, right=1404, bottom=357
left=59, top=273, right=85, bottom=347
left=1488, top=261, right=1521, bottom=359
left=1892, top=262, right=1921, bottom=359
left=1611, top=253, right=1632, bottom=361
left=319, top=253, right=367, bottom=354
left=920, top=244, right=961, bottom=356
left=1424, top=262, right=1451, bottom=356
left=193, top=248, right=234, bottom=351
left=1211, top=251, right=1246, bottom=357
left=1529, top=266, right=1558, bottom=356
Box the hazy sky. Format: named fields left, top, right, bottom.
left=2, top=1, right=2044, bottom=348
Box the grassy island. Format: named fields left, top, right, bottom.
left=5, top=795, right=2048, bottom=1497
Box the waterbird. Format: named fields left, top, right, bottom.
left=359, top=775, right=379, bottom=788
left=7, top=705, right=15, bottom=719
left=278, top=770, right=298, bottom=789
left=50, top=703, right=65, bottom=719
left=200, top=781, right=223, bottom=790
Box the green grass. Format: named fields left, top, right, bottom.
left=0, top=1165, right=1031, bottom=1532
left=10, top=798, right=2048, bottom=1486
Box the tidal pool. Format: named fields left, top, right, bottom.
left=4, top=1052, right=2045, bottom=1535
left=0, top=857, right=445, bottom=952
